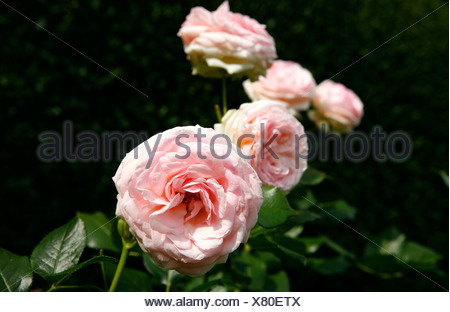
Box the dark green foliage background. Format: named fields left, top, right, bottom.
left=0, top=0, right=448, bottom=291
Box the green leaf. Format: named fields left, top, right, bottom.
left=300, top=167, right=327, bottom=185
left=249, top=224, right=274, bottom=238
left=298, top=236, right=326, bottom=254
left=248, top=234, right=307, bottom=264
left=77, top=211, right=121, bottom=252
left=363, top=228, right=441, bottom=272
left=439, top=170, right=448, bottom=187
left=105, top=262, right=153, bottom=292
left=255, top=251, right=282, bottom=270
left=210, top=285, right=227, bottom=292
left=248, top=257, right=266, bottom=290
left=285, top=225, right=304, bottom=238
left=247, top=233, right=277, bottom=250
left=321, top=200, right=357, bottom=221
left=292, top=211, right=321, bottom=224
left=76, top=212, right=120, bottom=252
left=167, top=270, right=184, bottom=289
left=271, top=236, right=307, bottom=264
left=258, top=186, right=296, bottom=228
left=50, top=255, right=117, bottom=285
left=400, top=241, right=441, bottom=270
left=325, top=238, right=356, bottom=260
left=48, top=285, right=104, bottom=292
left=362, top=229, right=407, bottom=273
left=361, top=253, right=403, bottom=275
left=289, top=187, right=316, bottom=210
left=0, top=248, right=33, bottom=292
left=380, top=233, right=406, bottom=255
left=31, top=218, right=86, bottom=278
left=234, top=252, right=267, bottom=291
left=142, top=253, right=168, bottom=285
left=265, top=271, right=290, bottom=291
left=308, top=256, right=351, bottom=275
left=184, top=276, right=204, bottom=291
left=142, top=254, right=184, bottom=289
left=189, top=280, right=221, bottom=292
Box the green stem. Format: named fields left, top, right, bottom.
left=222, top=77, right=227, bottom=116
left=215, top=104, right=222, bottom=122
left=108, top=240, right=130, bottom=292
left=356, top=262, right=403, bottom=279
left=165, top=270, right=171, bottom=292
left=99, top=249, right=108, bottom=290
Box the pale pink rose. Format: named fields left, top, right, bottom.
left=243, top=60, right=316, bottom=111
left=309, top=80, right=364, bottom=133
left=113, top=126, right=263, bottom=276
left=215, top=101, right=308, bottom=192
left=177, top=1, right=277, bottom=79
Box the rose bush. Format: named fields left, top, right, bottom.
left=112, top=126, right=263, bottom=276
left=177, top=1, right=277, bottom=78
left=243, top=60, right=316, bottom=111
left=309, top=80, right=364, bottom=133
left=215, top=100, right=308, bottom=192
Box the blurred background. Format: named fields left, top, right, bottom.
left=0, top=0, right=448, bottom=291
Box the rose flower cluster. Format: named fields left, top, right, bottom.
left=113, top=1, right=364, bottom=276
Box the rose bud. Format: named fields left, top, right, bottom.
left=309, top=80, right=364, bottom=133
left=243, top=60, right=316, bottom=111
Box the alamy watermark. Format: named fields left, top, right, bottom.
left=36, top=121, right=413, bottom=168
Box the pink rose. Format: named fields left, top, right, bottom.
left=243, top=60, right=316, bottom=111
left=113, top=126, right=263, bottom=276
left=215, top=101, right=308, bottom=192
left=177, top=1, right=277, bottom=78
left=309, top=80, right=364, bottom=133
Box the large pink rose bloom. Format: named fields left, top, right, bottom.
left=215, top=101, right=308, bottom=192
left=177, top=1, right=277, bottom=79
left=113, top=126, right=263, bottom=276
left=309, top=80, right=364, bottom=133
left=243, top=60, right=316, bottom=111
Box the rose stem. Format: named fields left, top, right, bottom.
left=99, top=249, right=108, bottom=290
left=165, top=271, right=172, bottom=292
left=222, top=77, right=227, bottom=115
left=214, top=104, right=222, bottom=122
left=108, top=240, right=129, bottom=292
